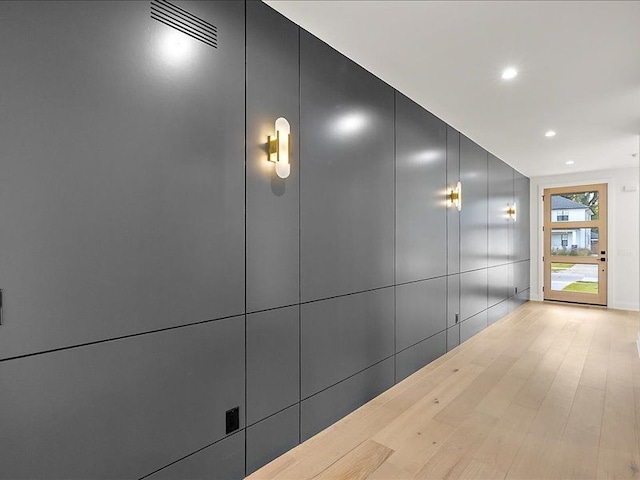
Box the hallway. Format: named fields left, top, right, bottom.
left=249, top=302, right=640, bottom=480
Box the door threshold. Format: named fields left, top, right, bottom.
left=543, top=299, right=608, bottom=309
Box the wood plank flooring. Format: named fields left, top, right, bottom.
left=247, top=302, right=640, bottom=480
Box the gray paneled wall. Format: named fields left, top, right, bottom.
left=488, top=154, right=514, bottom=267
left=396, top=278, right=447, bottom=352
left=0, top=1, right=530, bottom=478
left=0, top=0, right=246, bottom=361
left=246, top=306, right=299, bottom=425
left=300, top=358, right=395, bottom=442
left=146, top=432, right=246, bottom=480
left=0, top=315, right=246, bottom=479
left=447, top=126, right=461, bottom=275
left=460, top=135, right=489, bottom=273
left=460, top=269, right=489, bottom=321
left=395, top=93, right=447, bottom=283
left=246, top=0, right=300, bottom=313
left=515, top=172, right=532, bottom=262
left=299, top=30, right=395, bottom=303
left=301, top=288, right=394, bottom=399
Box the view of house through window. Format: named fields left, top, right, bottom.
left=550, top=190, right=599, bottom=221
left=550, top=228, right=599, bottom=257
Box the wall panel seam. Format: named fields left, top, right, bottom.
left=395, top=273, right=450, bottom=288
left=0, top=312, right=245, bottom=364
left=138, top=429, right=245, bottom=480
left=297, top=22, right=302, bottom=446
left=247, top=402, right=300, bottom=429
left=301, top=283, right=395, bottom=306
left=395, top=329, right=447, bottom=356
left=301, top=353, right=394, bottom=402
left=243, top=1, right=248, bottom=474
left=393, top=90, right=397, bottom=384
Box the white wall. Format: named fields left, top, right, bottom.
left=530, top=167, right=640, bottom=311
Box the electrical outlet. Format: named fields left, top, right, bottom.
left=225, top=407, right=239, bottom=434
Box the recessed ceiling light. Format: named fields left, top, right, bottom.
left=501, top=67, right=518, bottom=80
left=565, top=160, right=575, bottom=165
left=545, top=130, right=556, bottom=137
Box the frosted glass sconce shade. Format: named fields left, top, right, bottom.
left=268, top=117, right=291, bottom=179
left=449, top=181, right=462, bottom=211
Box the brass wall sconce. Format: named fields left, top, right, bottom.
left=508, top=203, right=517, bottom=221
left=268, top=117, right=291, bottom=179
left=449, top=181, right=462, bottom=211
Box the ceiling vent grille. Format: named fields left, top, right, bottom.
left=150, top=0, right=218, bottom=49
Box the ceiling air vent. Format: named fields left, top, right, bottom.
left=150, top=0, right=218, bottom=49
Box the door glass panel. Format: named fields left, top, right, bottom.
left=550, top=228, right=599, bottom=257
left=550, top=263, right=599, bottom=294
left=550, top=191, right=599, bottom=221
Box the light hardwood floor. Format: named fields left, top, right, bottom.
left=247, top=301, right=640, bottom=480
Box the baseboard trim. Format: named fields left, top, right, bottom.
left=610, top=302, right=640, bottom=312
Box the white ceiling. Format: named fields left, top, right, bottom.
left=265, top=0, right=640, bottom=178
